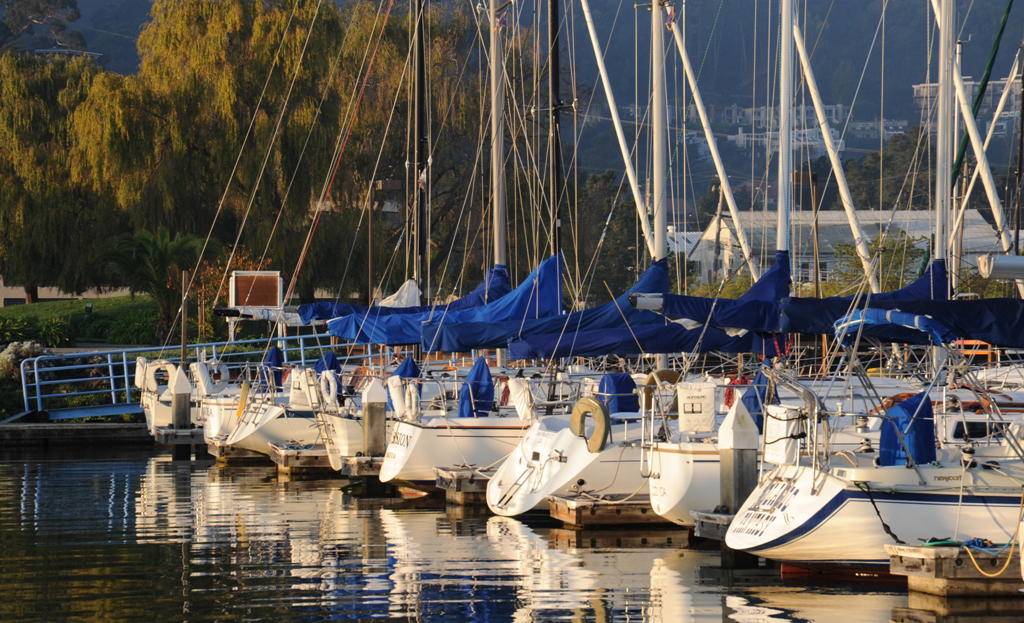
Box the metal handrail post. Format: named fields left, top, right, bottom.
left=107, top=354, right=117, bottom=404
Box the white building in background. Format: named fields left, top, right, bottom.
left=726, top=127, right=845, bottom=160
left=687, top=209, right=1001, bottom=286
left=914, top=77, right=1022, bottom=132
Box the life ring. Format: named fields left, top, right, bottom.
left=320, top=370, right=338, bottom=407
left=236, top=380, right=251, bottom=418
left=642, top=369, right=682, bottom=411
left=569, top=396, right=611, bottom=454
left=212, top=360, right=230, bottom=382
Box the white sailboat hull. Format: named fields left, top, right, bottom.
left=379, top=416, right=530, bottom=485
left=487, top=415, right=651, bottom=517
left=725, top=463, right=1021, bottom=568
left=648, top=439, right=722, bottom=526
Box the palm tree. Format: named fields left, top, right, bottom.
left=102, top=228, right=218, bottom=338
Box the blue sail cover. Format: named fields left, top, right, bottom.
left=598, top=373, right=640, bottom=413
left=654, top=250, right=791, bottom=332
left=878, top=392, right=936, bottom=467
left=420, top=254, right=564, bottom=352
left=781, top=297, right=1024, bottom=348
left=837, top=259, right=949, bottom=302
left=740, top=365, right=774, bottom=433
left=457, top=357, right=494, bottom=418
left=493, top=260, right=669, bottom=358
left=259, top=345, right=285, bottom=389
left=327, top=264, right=523, bottom=345
left=392, top=355, right=421, bottom=379
left=509, top=321, right=784, bottom=359
left=313, top=350, right=342, bottom=374
left=834, top=309, right=958, bottom=346
left=298, top=265, right=511, bottom=323
left=510, top=252, right=791, bottom=360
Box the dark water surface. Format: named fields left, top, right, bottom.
left=0, top=449, right=908, bottom=622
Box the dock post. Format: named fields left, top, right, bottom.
left=361, top=379, right=388, bottom=496
left=170, top=366, right=193, bottom=461
left=718, top=399, right=760, bottom=569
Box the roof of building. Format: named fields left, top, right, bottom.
left=705, top=209, right=1004, bottom=257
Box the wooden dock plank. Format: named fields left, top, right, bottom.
left=548, top=494, right=670, bottom=528
left=886, top=544, right=1024, bottom=597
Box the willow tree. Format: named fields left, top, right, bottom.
left=0, top=52, right=117, bottom=302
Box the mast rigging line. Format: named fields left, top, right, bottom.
left=285, top=0, right=398, bottom=305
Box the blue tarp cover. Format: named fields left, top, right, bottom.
left=300, top=265, right=511, bottom=323
left=457, top=357, right=494, bottom=418
left=879, top=391, right=936, bottom=467
left=834, top=309, right=958, bottom=346
left=740, top=365, right=774, bottom=433
left=420, top=254, right=564, bottom=352
left=508, top=321, right=784, bottom=359
left=781, top=297, right=1024, bottom=347
left=260, top=346, right=284, bottom=389
left=509, top=252, right=792, bottom=359
left=598, top=373, right=639, bottom=413
left=392, top=355, right=421, bottom=379
left=313, top=351, right=342, bottom=375
left=502, top=260, right=669, bottom=359
left=655, top=250, right=791, bottom=332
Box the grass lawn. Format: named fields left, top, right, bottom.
left=0, top=295, right=158, bottom=322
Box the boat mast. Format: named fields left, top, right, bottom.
left=651, top=0, right=668, bottom=369
left=548, top=0, right=562, bottom=256
left=491, top=0, right=507, bottom=269
left=935, top=0, right=953, bottom=273
left=777, top=0, right=793, bottom=261
left=413, top=0, right=429, bottom=304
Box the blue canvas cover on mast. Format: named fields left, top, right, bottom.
left=457, top=357, right=494, bottom=418
left=419, top=254, right=564, bottom=352
left=299, top=265, right=511, bottom=324
left=327, top=262, right=538, bottom=345
left=508, top=250, right=792, bottom=359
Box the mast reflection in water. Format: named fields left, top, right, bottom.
left=0, top=451, right=905, bottom=622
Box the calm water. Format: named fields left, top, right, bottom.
left=0, top=450, right=910, bottom=622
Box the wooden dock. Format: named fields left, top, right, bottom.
left=154, top=426, right=205, bottom=445
left=886, top=544, right=1024, bottom=597
left=550, top=527, right=690, bottom=549
left=0, top=422, right=152, bottom=447
left=269, top=443, right=338, bottom=477
left=206, top=442, right=273, bottom=465
left=434, top=466, right=491, bottom=506
left=548, top=494, right=671, bottom=528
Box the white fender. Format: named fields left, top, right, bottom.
left=320, top=370, right=339, bottom=408
left=387, top=376, right=407, bottom=420
left=569, top=396, right=611, bottom=453
left=190, top=362, right=215, bottom=397
left=134, top=357, right=147, bottom=389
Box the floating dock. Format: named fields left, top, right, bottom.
left=0, top=422, right=152, bottom=447
left=206, top=442, right=273, bottom=464
left=885, top=544, right=1024, bottom=596
left=548, top=494, right=671, bottom=528
left=434, top=466, right=492, bottom=506
left=269, top=443, right=338, bottom=477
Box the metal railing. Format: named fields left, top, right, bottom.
left=15, top=333, right=350, bottom=420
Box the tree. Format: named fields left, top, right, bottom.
left=101, top=227, right=217, bottom=338
left=1, top=0, right=85, bottom=51
left=0, top=52, right=115, bottom=302
left=826, top=231, right=927, bottom=295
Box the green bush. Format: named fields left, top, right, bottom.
left=69, top=313, right=112, bottom=341
left=0, top=316, right=39, bottom=343
left=37, top=318, right=73, bottom=347
left=107, top=309, right=160, bottom=345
